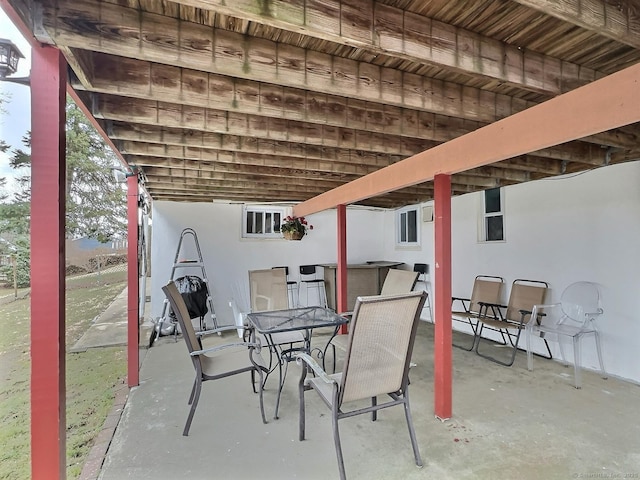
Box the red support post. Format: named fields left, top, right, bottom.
left=30, top=45, right=67, bottom=480
left=433, top=174, right=452, bottom=420
left=336, top=205, right=348, bottom=333
left=127, top=176, right=140, bottom=387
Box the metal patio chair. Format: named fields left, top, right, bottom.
left=323, top=268, right=420, bottom=372
left=295, top=291, right=427, bottom=480
left=473, top=279, right=549, bottom=366
left=162, top=282, right=267, bottom=436
left=451, top=275, right=504, bottom=350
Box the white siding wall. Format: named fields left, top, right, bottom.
left=380, top=161, right=640, bottom=383
left=150, top=203, right=385, bottom=330
left=151, top=161, right=640, bottom=383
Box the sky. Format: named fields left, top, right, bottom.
left=0, top=8, right=32, bottom=195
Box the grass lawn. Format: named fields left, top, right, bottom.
left=0, top=270, right=128, bottom=480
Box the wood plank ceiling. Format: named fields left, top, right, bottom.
left=8, top=0, right=640, bottom=207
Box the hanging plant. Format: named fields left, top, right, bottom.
left=281, top=216, right=313, bottom=240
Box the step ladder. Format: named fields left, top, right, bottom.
left=155, top=228, right=218, bottom=341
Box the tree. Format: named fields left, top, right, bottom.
left=65, top=100, right=127, bottom=242
left=0, top=97, right=127, bottom=241
left=0, top=93, right=10, bottom=203
left=0, top=96, right=128, bottom=286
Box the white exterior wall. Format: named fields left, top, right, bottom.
left=150, top=203, right=385, bottom=330
left=150, top=162, right=640, bottom=383
left=379, top=162, right=640, bottom=383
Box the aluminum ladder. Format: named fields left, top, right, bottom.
left=152, top=228, right=218, bottom=346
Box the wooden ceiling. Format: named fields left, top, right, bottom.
left=7, top=0, right=640, bottom=207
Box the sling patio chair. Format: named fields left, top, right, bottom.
left=249, top=268, right=307, bottom=415
left=162, top=281, right=267, bottom=436
left=526, top=281, right=607, bottom=388
left=473, top=279, right=549, bottom=366
left=322, top=268, right=420, bottom=372
left=295, top=291, right=427, bottom=480
left=451, top=275, right=504, bottom=351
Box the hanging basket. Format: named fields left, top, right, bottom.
left=283, top=231, right=304, bottom=241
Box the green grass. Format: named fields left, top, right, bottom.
left=0, top=270, right=128, bottom=480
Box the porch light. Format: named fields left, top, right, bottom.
left=0, top=38, right=28, bottom=85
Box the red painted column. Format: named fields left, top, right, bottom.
left=433, top=174, right=452, bottom=419
left=30, top=45, right=67, bottom=479
left=336, top=205, right=348, bottom=333
left=127, top=176, right=140, bottom=387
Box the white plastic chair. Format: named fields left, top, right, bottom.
left=526, top=281, right=607, bottom=389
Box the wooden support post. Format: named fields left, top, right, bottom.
left=127, top=175, right=140, bottom=387
left=433, top=174, right=452, bottom=420
left=30, top=44, right=67, bottom=480
left=336, top=205, right=348, bottom=333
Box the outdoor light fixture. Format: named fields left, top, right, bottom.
left=112, top=166, right=138, bottom=183
left=0, top=38, right=28, bottom=85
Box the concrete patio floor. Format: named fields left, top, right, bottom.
left=99, top=320, right=640, bottom=480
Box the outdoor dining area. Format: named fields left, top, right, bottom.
left=93, top=263, right=640, bottom=480
left=99, top=308, right=640, bottom=480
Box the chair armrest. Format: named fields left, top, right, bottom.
left=191, top=341, right=261, bottom=356
left=294, top=352, right=336, bottom=385
left=196, top=325, right=246, bottom=337
left=451, top=296, right=470, bottom=310
left=452, top=296, right=470, bottom=302
left=479, top=301, right=507, bottom=309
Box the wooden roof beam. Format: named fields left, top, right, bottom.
left=170, top=0, right=601, bottom=95
left=512, top=0, right=640, bottom=49
left=118, top=141, right=404, bottom=171
left=293, top=63, right=640, bottom=216
left=95, top=93, right=620, bottom=163
left=45, top=1, right=593, bottom=122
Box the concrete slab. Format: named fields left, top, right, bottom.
left=71, top=287, right=129, bottom=352
left=99, top=322, right=640, bottom=480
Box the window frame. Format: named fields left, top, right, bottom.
left=482, top=188, right=505, bottom=242
left=396, top=205, right=420, bottom=246
left=242, top=205, right=286, bottom=239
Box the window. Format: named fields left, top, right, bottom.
left=397, top=206, right=419, bottom=245
left=483, top=188, right=504, bottom=242
left=242, top=206, right=285, bottom=238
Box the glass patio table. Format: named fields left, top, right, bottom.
left=246, top=306, right=348, bottom=419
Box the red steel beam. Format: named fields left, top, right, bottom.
left=127, top=176, right=140, bottom=386
left=336, top=204, right=348, bottom=333
left=30, top=44, right=67, bottom=480
left=433, top=174, right=452, bottom=419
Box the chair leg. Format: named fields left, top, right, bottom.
left=188, top=377, right=197, bottom=405
left=250, top=369, right=258, bottom=394
left=474, top=324, right=520, bottom=367
left=256, top=367, right=267, bottom=424
left=452, top=318, right=477, bottom=351
left=298, top=365, right=307, bottom=441
left=183, top=377, right=202, bottom=436
left=274, top=354, right=290, bottom=419
left=332, top=406, right=346, bottom=480
left=572, top=336, right=582, bottom=389
left=403, top=392, right=423, bottom=468
left=526, top=328, right=534, bottom=371
left=593, top=331, right=608, bottom=380
left=371, top=396, right=377, bottom=421
left=557, top=336, right=569, bottom=366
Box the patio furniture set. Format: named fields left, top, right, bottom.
left=162, top=265, right=607, bottom=479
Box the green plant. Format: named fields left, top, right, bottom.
left=281, top=216, right=313, bottom=236
left=0, top=238, right=31, bottom=288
